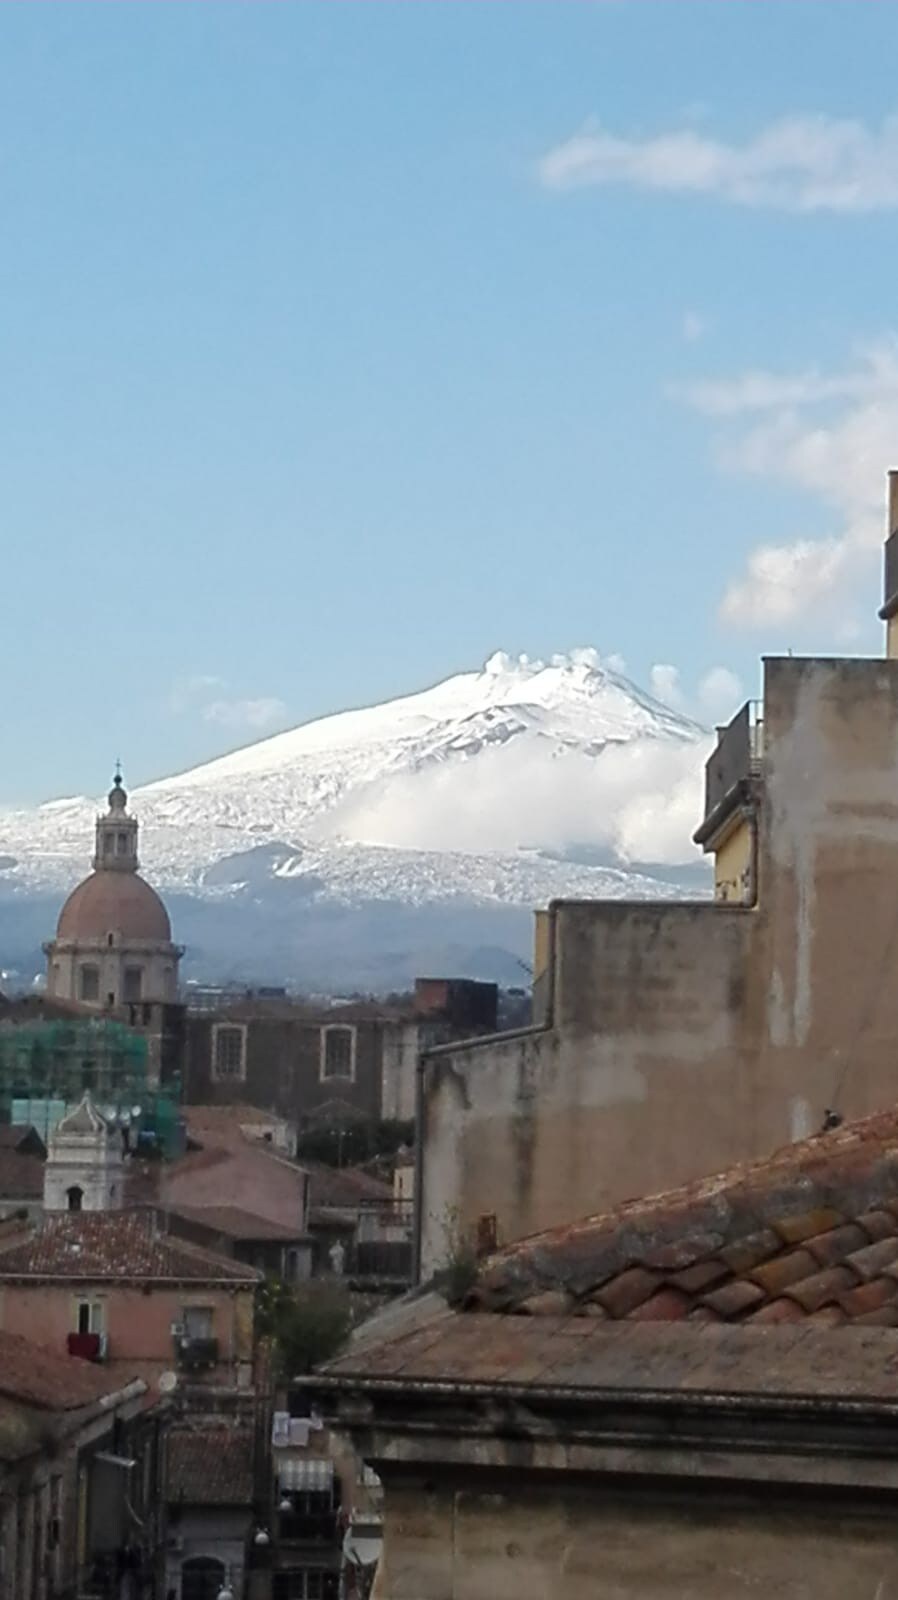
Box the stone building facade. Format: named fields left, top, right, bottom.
left=44, top=770, right=182, bottom=1010
left=185, top=979, right=498, bottom=1130
left=316, top=1105, right=898, bottom=1600
left=0, top=1328, right=165, bottom=1599
left=418, top=479, right=898, bottom=1275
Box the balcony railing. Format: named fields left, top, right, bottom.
left=277, top=1508, right=339, bottom=1544
left=174, top=1334, right=219, bottom=1370
left=694, top=701, right=763, bottom=846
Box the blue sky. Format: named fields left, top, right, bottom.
left=5, top=1, right=898, bottom=802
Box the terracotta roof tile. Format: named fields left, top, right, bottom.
left=0, top=1329, right=143, bottom=1411
left=0, top=1210, right=259, bottom=1282
left=748, top=1249, right=818, bottom=1296
left=804, top=1223, right=869, bottom=1266
left=771, top=1209, right=845, bottom=1245
left=779, top=1265, right=857, bottom=1313
left=700, top=1279, right=766, bottom=1319
left=843, top=1237, right=898, bottom=1280
left=462, top=1102, right=898, bottom=1335
left=166, top=1424, right=254, bottom=1505
left=856, top=1209, right=897, bottom=1242
left=593, top=1266, right=662, bottom=1317
left=718, top=1229, right=780, bottom=1274
left=626, top=1288, right=691, bottom=1322
left=838, top=1278, right=898, bottom=1317
left=748, top=1298, right=807, bottom=1324
left=667, top=1260, right=730, bottom=1294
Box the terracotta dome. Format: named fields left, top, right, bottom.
left=56, top=871, right=172, bottom=944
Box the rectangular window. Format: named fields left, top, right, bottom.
left=75, top=1299, right=105, bottom=1335
left=182, top=1305, right=213, bottom=1339
left=117, top=832, right=128, bottom=853
left=79, top=966, right=99, bottom=1003
left=212, top=1024, right=247, bottom=1080
left=320, top=1026, right=356, bottom=1082
left=123, top=967, right=143, bottom=1002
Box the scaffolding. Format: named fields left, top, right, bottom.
left=0, top=1016, right=182, bottom=1153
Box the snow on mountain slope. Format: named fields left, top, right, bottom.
left=0, top=650, right=713, bottom=984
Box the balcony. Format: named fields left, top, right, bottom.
left=174, top=1334, right=218, bottom=1370
left=277, top=1506, right=339, bottom=1544
left=67, top=1330, right=107, bottom=1362
left=693, top=701, right=763, bottom=850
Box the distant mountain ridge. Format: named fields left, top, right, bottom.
left=0, top=650, right=712, bottom=989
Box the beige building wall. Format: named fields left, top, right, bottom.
left=372, top=1482, right=898, bottom=1600
left=420, top=655, right=898, bottom=1274
left=713, top=814, right=753, bottom=901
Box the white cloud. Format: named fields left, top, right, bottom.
left=679, top=342, right=898, bottom=416
left=169, top=676, right=288, bottom=732
left=321, top=733, right=711, bottom=867
left=681, top=311, right=707, bottom=343
left=697, top=666, right=744, bottom=718
left=678, top=341, right=898, bottom=628
left=202, top=697, right=288, bottom=731
left=539, top=113, right=898, bottom=212
left=168, top=675, right=225, bottom=715
left=649, top=664, right=685, bottom=708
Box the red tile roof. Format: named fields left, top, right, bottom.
left=305, top=1162, right=392, bottom=1212
left=0, top=1328, right=143, bottom=1411
left=166, top=1204, right=304, bottom=1242
left=0, top=1209, right=259, bottom=1283
left=465, top=1104, right=898, bottom=1327
left=166, top=1423, right=254, bottom=1504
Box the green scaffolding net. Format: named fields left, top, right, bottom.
left=0, top=1016, right=182, bottom=1153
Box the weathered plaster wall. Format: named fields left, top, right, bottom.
left=372, top=1482, right=898, bottom=1600
left=420, top=658, right=898, bottom=1277
left=420, top=902, right=757, bottom=1271
left=753, top=656, right=898, bottom=1149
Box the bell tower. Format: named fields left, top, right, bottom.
left=93, top=766, right=139, bottom=873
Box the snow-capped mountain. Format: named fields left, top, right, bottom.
left=0, top=651, right=713, bottom=989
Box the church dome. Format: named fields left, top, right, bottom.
left=56, top=871, right=172, bottom=944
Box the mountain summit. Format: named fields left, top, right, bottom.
left=0, top=651, right=711, bottom=989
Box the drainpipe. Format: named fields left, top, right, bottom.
left=98, top=1379, right=146, bottom=1412
left=412, top=1048, right=426, bottom=1286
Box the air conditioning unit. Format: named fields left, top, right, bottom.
left=170, top=1322, right=184, bottom=1338
left=167, top=1532, right=184, bottom=1552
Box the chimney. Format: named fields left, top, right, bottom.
left=878, top=470, right=898, bottom=657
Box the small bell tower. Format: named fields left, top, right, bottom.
left=43, top=1094, right=124, bottom=1213
left=93, top=765, right=139, bottom=873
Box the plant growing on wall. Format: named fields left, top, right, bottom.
left=439, top=1205, right=480, bottom=1305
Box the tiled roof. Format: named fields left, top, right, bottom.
left=466, top=1105, right=898, bottom=1326
left=0, top=1210, right=259, bottom=1283
left=167, top=1204, right=304, bottom=1242
left=320, top=1302, right=898, bottom=1400
left=183, top=1104, right=289, bottom=1145
left=306, top=1162, right=393, bottom=1211
left=0, top=1328, right=143, bottom=1411
left=166, top=1423, right=254, bottom=1504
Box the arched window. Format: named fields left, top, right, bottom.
left=180, top=1556, right=226, bottom=1600
left=66, top=1186, right=83, bottom=1213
